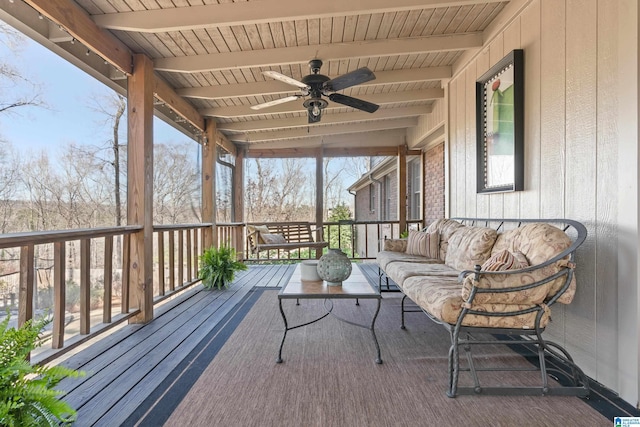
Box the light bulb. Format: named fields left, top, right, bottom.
left=312, top=104, right=320, bottom=117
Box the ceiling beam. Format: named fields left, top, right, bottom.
left=24, top=0, right=133, bottom=74
left=92, top=0, right=507, bottom=33
left=218, top=106, right=431, bottom=132
left=242, top=129, right=406, bottom=152
left=153, top=77, right=205, bottom=131
left=178, top=67, right=451, bottom=100
left=202, top=88, right=444, bottom=118
left=246, top=146, right=402, bottom=159
left=230, top=118, right=417, bottom=143
left=154, top=34, right=483, bottom=73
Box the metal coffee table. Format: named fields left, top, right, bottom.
left=276, top=263, right=382, bottom=364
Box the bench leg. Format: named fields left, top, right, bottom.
left=401, top=295, right=408, bottom=329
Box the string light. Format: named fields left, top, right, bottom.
left=86, top=50, right=90, bottom=56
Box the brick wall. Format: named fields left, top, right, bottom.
left=354, top=184, right=378, bottom=221
left=424, top=142, right=445, bottom=226
left=383, top=173, right=398, bottom=221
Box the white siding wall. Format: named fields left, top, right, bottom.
left=446, top=0, right=639, bottom=405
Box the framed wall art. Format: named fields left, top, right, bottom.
left=476, top=49, right=524, bottom=193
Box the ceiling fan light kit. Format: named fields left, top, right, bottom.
left=253, top=59, right=380, bottom=123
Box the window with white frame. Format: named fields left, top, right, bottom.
left=408, top=159, right=421, bottom=220
left=369, top=183, right=376, bottom=212
left=383, top=175, right=392, bottom=220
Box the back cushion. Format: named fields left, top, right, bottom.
left=425, top=219, right=465, bottom=261
left=492, top=223, right=571, bottom=265
left=492, top=223, right=576, bottom=303
left=444, top=226, right=498, bottom=271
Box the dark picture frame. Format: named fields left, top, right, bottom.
left=476, top=49, right=524, bottom=193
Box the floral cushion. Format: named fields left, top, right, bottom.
left=406, top=230, right=440, bottom=258
left=383, top=238, right=407, bottom=252
left=425, top=218, right=465, bottom=261
left=403, top=275, right=550, bottom=329
left=385, top=261, right=456, bottom=289
left=376, top=251, right=443, bottom=271
left=261, top=233, right=287, bottom=244
left=491, top=223, right=576, bottom=304
left=444, top=226, right=498, bottom=271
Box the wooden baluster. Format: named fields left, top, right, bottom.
left=80, top=238, right=90, bottom=335
left=19, top=244, right=34, bottom=328
left=103, top=236, right=113, bottom=323
left=168, top=231, right=175, bottom=292
left=186, top=229, right=192, bottom=282
left=178, top=230, right=184, bottom=287
left=52, top=241, right=66, bottom=349
left=157, top=232, right=165, bottom=296
left=122, top=234, right=130, bottom=314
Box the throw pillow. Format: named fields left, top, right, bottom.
left=406, top=230, right=439, bottom=258
left=261, top=233, right=287, bottom=244
left=247, top=224, right=270, bottom=244
left=481, top=249, right=529, bottom=271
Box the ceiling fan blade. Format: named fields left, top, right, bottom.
left=328, top=93, right=379, bottom=113
left=323, top=67, right=376, bottom=92
left=262, top=70, right=309, bottom=89
left=250, top=95, right=300, bottom=110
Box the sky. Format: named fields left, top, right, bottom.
left=0, top=27, right=190, bottom=156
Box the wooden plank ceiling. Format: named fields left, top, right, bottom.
left=2, top=0, right=512, bottom=156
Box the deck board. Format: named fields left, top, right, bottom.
left=57, top=265, right=295, bottom=427
left=55, top=264, right=386, bottom=425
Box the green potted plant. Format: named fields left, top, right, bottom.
left=198, top=245, right=248, bottom=290
left=0, top=314, right=83, bottom=426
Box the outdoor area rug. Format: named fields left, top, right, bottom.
left=126, top=287, right=611, bottom=426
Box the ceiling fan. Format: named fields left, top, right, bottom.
left=251, top=59, right=380, bottom=123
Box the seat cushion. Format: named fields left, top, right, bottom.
left=376, top=251, right=441, bottom=271
left=385, top=261, right=455, bottom=289
left=402, top=275, right=550, bottom=329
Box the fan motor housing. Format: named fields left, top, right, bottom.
left=301, top=73, right=330, bottom=98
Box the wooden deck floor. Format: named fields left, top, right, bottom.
left=55, top=263, right=381, bottom=426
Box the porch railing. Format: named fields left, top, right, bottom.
left=0, top=224, right=210, bottom=364
left=0, top=220, right=421, bottom=363
left=241, top=219, right=423, bottom=262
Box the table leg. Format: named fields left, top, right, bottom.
left=276, top=298, right=288, bottom=363
left=371, top=297, right=382, bottom=364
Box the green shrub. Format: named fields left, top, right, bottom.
left=198, top=246, right=248, bottom=290
left=0, top=314, right=83, bottom=426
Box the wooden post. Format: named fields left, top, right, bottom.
left=398, top=144, right=407, bottom=235
left=315, top=148, right=324, bottom=259
left=202, top=119, right=216, bottom=249
left=233, top=147, right=245, bottom=259
left=127, top=53, right=154, bottom=323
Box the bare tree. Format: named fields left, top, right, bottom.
left=0, top=23, right=44, bottom=115
left=86, top=92, right=126, bottom=226
left=244, top=158, right=314, bottom=222
left=0, top=141, right=21, bottom=233
left=153, top=142, right=200, bottom=224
